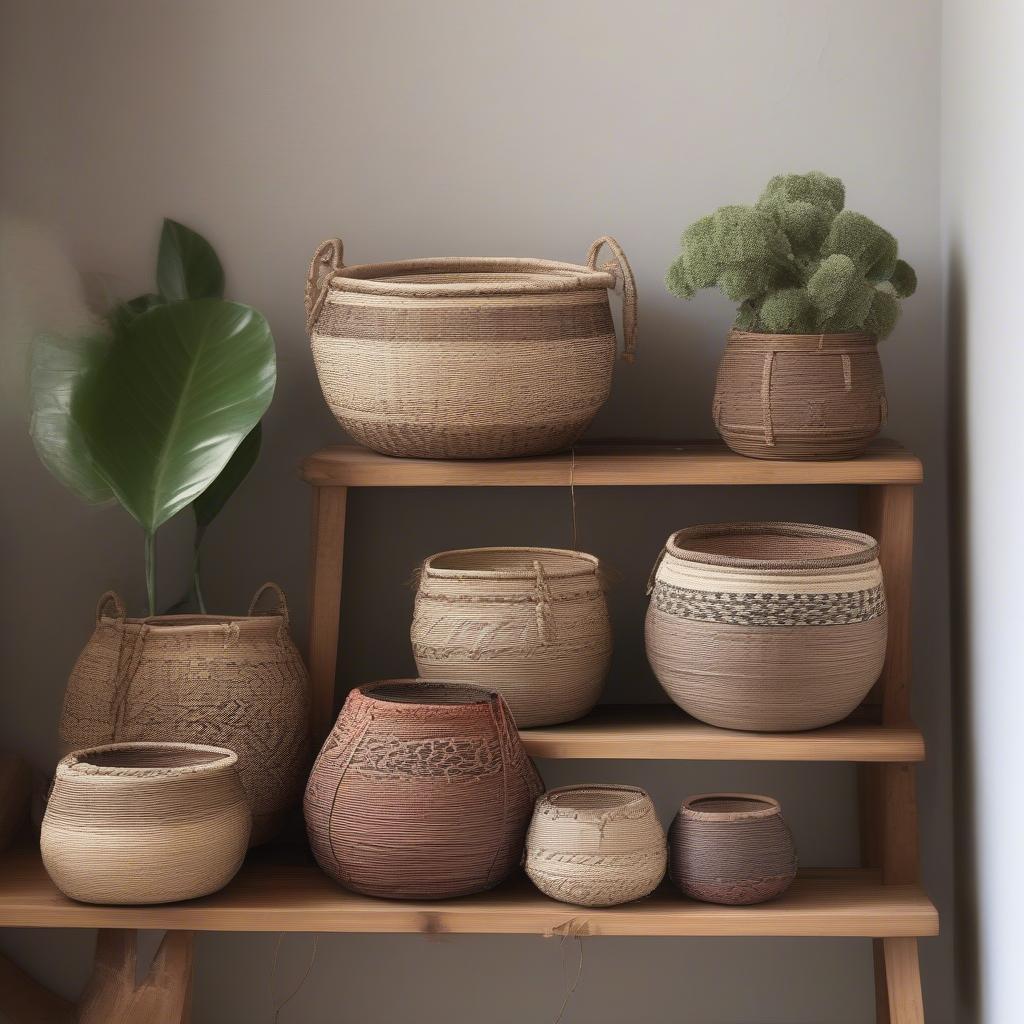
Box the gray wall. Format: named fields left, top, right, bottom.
left=0, top=1, right=952, bottom=1021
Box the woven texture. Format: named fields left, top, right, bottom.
left=713, top=331, right=886, bottom=460
left=306, top=237, right=637, bottom=459
left=59, top=584, right=310, bottom=846
left=304, top=680, right=544, bottom=900
left=668, top=794, right=797, bottom=905
left=645, top=523, right=887, bottom=731
left=41, top=742, right=251, bottom=905
left=525, top=785, right=667, bottom=907
left=412, top=547, right=611, bottom=726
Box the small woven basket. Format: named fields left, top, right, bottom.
left=41, top=742, right=251, bottom=905
left=526, top=785, right=667, bottom=907
left=305, top=236, right=637, bottom=459
left=668, top=793, right=797, bottom=905
left=304, top=680, right=543, bottom=900
left=713, top=330, right=886, bottom=460
left=645, top=522, right=887, bottom=731
left=412, top=547, right=611, bottom=726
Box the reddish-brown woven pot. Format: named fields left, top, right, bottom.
left=713, top=330, right=886, bottom=460
left=668, top=794, right=797, bottom=905
left=304, top=680, right=544, bottom=899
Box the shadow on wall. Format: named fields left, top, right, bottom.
left=945, top=240, right=979, bottom=1023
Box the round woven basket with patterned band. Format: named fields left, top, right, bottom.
left=668, top=793, right=797, bottom=905
left=525, top=785, right=667, bottom=907
left=304, top=236, right=637, bottom=459
left=411, top=547, right=611, bottom=727
left=304, top=680, right=543, bottom=900
left=645, top=523, right=888, bottom=731
left=41, top=742, right=251, bottom=905
left=59, top=584, right=310, bottom=846
left=713, top=330, right=886, bottom=460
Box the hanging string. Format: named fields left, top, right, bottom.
left=270, top=933, right=320, bottom=1023
left=551, top=935, right=585, bottom=1024
left=568, top=446, right=579, bottom=551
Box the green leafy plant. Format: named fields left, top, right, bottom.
left=665, top=172, right=917, bottom=337
left=29, top=220, right=275, bottom=614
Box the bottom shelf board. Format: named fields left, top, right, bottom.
left=0, top=846, right=938, bottom=938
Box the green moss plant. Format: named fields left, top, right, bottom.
left=666, top=172, right=917, bottom=338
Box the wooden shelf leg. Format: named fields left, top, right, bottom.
left=882, top=938, right=925, bottom=1024
left=308, top=485, right=348, bottom=742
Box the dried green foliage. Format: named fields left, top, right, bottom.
left=666, top=172, right=917, bottom=338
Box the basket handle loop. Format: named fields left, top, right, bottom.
left=96, top=591, right=127, bottom=623
left=586, top=236, right=637, bottom=364
left=305, top=238, right=345, bottom=334
left=645, top=547, right=667, bottom=597
left=247, top=581, right=290, bottom=627
left=532, top=560, right=553, bottom=646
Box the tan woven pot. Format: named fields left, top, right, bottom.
left=645, top=523, right=887, bottom=731
left=713, top=330, right=886, bottom=460
left=525, top=785, right=667, bottom=907
left=668, top=794, right=797, bottom=905
left=305, top=680, right=543, bottom=900
left=412, top=547, right=611, bottom=727
left=59, top=584, right=310, bottom=845
left=305, top=236, right=637, bottom=459
left=41, top=742, right=250, bottom=905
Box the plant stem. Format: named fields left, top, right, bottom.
left=192, top=525, right=207, bottom=614
left=144, top=531, right=156, bottom=616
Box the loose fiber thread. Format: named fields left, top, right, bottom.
left=270, top=933, right=320, bottom=1024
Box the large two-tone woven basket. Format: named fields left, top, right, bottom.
left=41, top=742, right=251, bottom=905
left=411, top=547, right=611, bottom=726
left=713, top=331, right=887, bottom=460
left=304, top=680, right=543, bottom=900
left=305, top=236, right=637, bottom=459
left=645, top=523, right=888, bottom=731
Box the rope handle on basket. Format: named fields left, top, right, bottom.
left=95, top=591, right=127, bottom=623
left=304, top=238, right=345, bottom=334
left=645, top=547, right=667, bottom=597
left=533, top=560, right=553, bottom=646
left=586, top=236, right=637, bottom=364
left=247, top=582, right=291, bottom=627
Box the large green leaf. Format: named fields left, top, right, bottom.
left=157, top=219, right=225, bottom=301
left=193, top=421, right=262, bottom=529
left=29, top=331, right=115, bottom=504
left=75, top=299, right=276, bottom=533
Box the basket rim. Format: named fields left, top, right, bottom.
left=727, top=329, right=878, bottom=346
left=541, top=784, right=652, bottom=814
left=422, top=546, right=600, bottom=580
left=325, top=257, right=616, bottom=298
left=98, top=612, right=285, bottom=630
left=57, top=741, right=238, bottom=780
left=664, top=522, right=878, bottom=570
left=357, top=678, right=499, bottom=708
left=679, top=793, right=782, bottom=821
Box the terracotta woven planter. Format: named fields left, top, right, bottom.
left=304, top=680, right=543, bottom=899
left=41, top=742, right=250, bottom=905
left=645, top=523, right=887, bottom=731
left=59, top=584, right=310, bottom=845
left=305, top=236, right=637, bottom=459
left=668, top=794, right=797, bottom=905
left=713, top=330, right=886, bottom=460
left=525, top=785, right=667, bottom=907
left=412, top=547, right=611, bottom=726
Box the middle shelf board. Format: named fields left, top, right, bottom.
left=0, top=846, right=938, bottom=938
left=517, top=705, right=925, bottom=762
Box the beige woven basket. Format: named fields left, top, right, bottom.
left=525, top=785, right=667, bottom=907
left=305, top=236, right=637, bottom=459
left=41, top=742, right=251, bottom=905
left=59, top=584, right=310, bottom=845
left=411, top=547, right=611, bottom=726
left=713, top=330, right=886, bottom=460
left=645, top=523, right=887, bottom=731
left=668, top=793, right=797, bottom=905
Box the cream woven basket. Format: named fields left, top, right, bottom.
left=645, top=523, right=888, bottom=731
left=526, top=785, right=667, bottom=907
left=305, top=236, right=637, bottom=459
left=411, top=547, right=611, bottom=727
left=668, top=793, right=797, bottom=905
left=41, top=742, right=251, bottom=905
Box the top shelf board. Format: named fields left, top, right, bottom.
left=300, top=440, right=923, bottom=489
